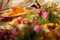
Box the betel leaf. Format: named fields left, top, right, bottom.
left=48, top=9, right=58, bottom=23
left=24, top=11, right=38, bottom=23
left=37, top=16, right=49, bottom=24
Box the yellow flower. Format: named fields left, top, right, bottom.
left=43, top=23, right=54, bottom=28
left=4, top=25, right=10, bottom=29
left=44, top=23, right=60, bottom=29
left=1, top=25, right=12, bottom=29
left=55, top=23, right=60, bottom=28
left=8, top=17, right=21, bottom=25
left=8, top=21, right=14, bottom=25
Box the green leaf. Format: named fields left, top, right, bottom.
left=48, top=9, right=58, bottom=23
left=37, top=16, right=49, bottom=24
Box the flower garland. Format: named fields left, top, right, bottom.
left=0, top=3, right=60, bottom=40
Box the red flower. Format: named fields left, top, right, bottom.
left=38, top=11, right=48, bottom=20
left=0, top=16, right=3, bottom=20
left=38, top=11, right=42, bottom=16
left=0, top=29, right=15, bottom=40
left=12, top=28, right=19, bottom=37
left=18, top=17, right=24, bottom=24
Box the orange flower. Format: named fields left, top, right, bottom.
left=4, top=6, right=25, bottom=17
left=12, top=6, right=24, bottom=13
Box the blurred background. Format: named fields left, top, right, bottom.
left=0, top=0, right=60, bottom=11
